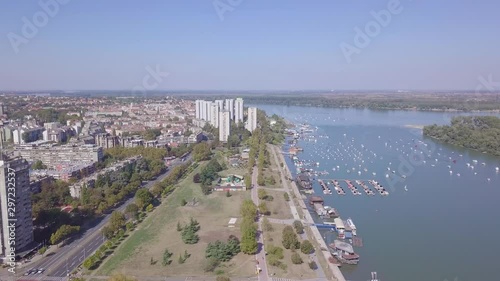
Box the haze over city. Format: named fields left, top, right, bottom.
left=2, top=0, right=500, bottom=91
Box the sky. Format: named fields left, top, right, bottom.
left=1, top=0, right=500, bottom=91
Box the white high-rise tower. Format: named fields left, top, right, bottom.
left=234, top=98, right=244, bottom=123
left=245, top=107, right=258, bottom=132
left=219, top=111, right=231, bottom=142
left=224, top=99, right=234, bottom=120
left=210, top=102, right=220, bottom=128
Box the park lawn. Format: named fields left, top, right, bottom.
left=264, top=190, right=293, bottom=220
left=97, top=162, right=255, bottom=278
left=263, top=223, right=316, bottom=280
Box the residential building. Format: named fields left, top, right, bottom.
left=245, top=107, right=257, bottom=132
left=234, top=98, right=244, bottom=123
left=210, top=102, right=219, bottom=128
left=14, top=143, right=103, bottom=167
left=224, top=99, right=234, bottom=120
left=219, top=110, right=231, bottom=142
left=12, top=127, right=43, bottom=144
left=95, top=133, right=119, bottom=149
left=0, top=156, right=34, bottom=258
left=195, top=100, right=202, bottom=119
left=215, top=100, right=224, bottom=111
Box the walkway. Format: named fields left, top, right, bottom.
left=251, top=167, right=270, bottom=281
left=269, top=145, right=345, bottom=281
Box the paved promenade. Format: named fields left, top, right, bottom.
left=270, top=145, right=346, bottom=281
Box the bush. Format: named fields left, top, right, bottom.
left=266, top=245, right=284, bottom=259
left=291, top=252, right=303, bottom=264
left=193, top=173, right=201, bottom=183
left=283, top=192, right=290, bottom=201
left=257, top=189, right=267, bottom=200
left=216, top=276, right=231, bottom=281
left=203, top=257, right=220, bottom=272
left=146, top=203, right=154, bottom=212
left=162, top=248, right=173, bottom=266
left=181, top=198, right=187, bottom=206
left=226, top=190, right=231, bottom=197
left=308, top=261, right=318, bottom=270
left=300, top=240, right=314, bottom=254
left=293, top=220, right=304, bottom=234
left=38, top=246, right=48, bottom=255
left=282, top=225, right=300, bottom=249
left=262, top=217, right=273, bottom=232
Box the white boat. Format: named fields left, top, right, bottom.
left=346, top=218, right=357, bottom=236
left=404, top=185, right=408, bottom=191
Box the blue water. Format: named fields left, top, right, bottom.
left=254, top=105, right=500, bottom=281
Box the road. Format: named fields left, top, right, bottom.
left=23, top=156, right=189, bottom=279
left=250, top=167, right=269, bottom=281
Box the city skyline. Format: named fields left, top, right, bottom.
left=2, top=0, right=500, bottom=91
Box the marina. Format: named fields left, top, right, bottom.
left=264, top=104, right=500, bottom=281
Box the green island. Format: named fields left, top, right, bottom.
left=423, top=116, right=500, bottom=156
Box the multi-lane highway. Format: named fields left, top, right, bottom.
left=24, top=156, right=189, bottom=278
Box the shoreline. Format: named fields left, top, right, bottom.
left=404, top=124, right=425, bottom=129
left=272, top=144, right=346, bottom=281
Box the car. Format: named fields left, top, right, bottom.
left=23, top=269, right=33, bottom=276
left=37, top=268, right=45, bottom=274
left=28, top=269, right=37, bottom=275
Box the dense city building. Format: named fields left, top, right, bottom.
left=219, top=110, right=231, bottom=142
left=14, top=143, right=103, bottom=168
left=245, top=107, right=258, bottom=132
left=0, top=155, right=34, bottom=258
left=234, top=98, right=244, bottom=123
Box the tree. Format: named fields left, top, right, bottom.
left=181, top=198, right=187, bottom=206
left=181, top=218, right=200, bottom=244
left=291, top=252, right=303, bottom=264
left=135, top=188, right=153, bottom=209
left=282, top=225, right=300, bottom=250
left=146, top=203, right=154, bottom=212
left=205, top=236, right=240, bottom=262
left=32, top=160, right=47, bottom=170
left=102, top=226, right=115, bottom=239
left=226, top=190, right=231, bottom=197
left=203, top=257, right=220, bottom=272
left=258, top=202, right=269, bottom=216
left=83, top=256, right=96, bottom=270
left=283, top=192, right=290, bottom=201
left=257, top=189, right=267, bottom=200
left=301, top=240, right=314, bottom=254
left=109, top=211, right=126, bottom=233
left=50, top=225, right=80, bottom=245
left=293, top=220, right=304, bottom=234
left=193, top=173, right=201, bottom=183
left=193, top=142, right=211, bottom=161
left=162, top=248, right=173, bottom=266
left=308, top=261, right=318, bottom=270
left=125, top=203, right=139, bottom=220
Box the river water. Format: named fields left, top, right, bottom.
left=253, top=105, right=500, bottom=281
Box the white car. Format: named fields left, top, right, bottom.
left=37, top=268, right=45, bottom=274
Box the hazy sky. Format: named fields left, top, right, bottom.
left=1, top=0, right=499, bottom=91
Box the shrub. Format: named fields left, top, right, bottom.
left=293, top=220, right=304, bottom=234
left=283, top=192, right=290, bottom=201
left=291, top=252, right=303, bottom=264
left=216, top=276, right=231, bottom=281
left=308, top=261, right=318, bottom=270
left=262, top=217, right=273, bottom=232
left=162, top=248, right=173, bottom=266
left=203, top=257, right=220, bottom=272
left=181, top=198, right=187, bottom=206
left=266, top=244, right=284, bottom=259
left=193, top=173, right=201, bottom=183
left=301, top=240, right=314, bottom=254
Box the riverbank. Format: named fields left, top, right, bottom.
left=270, top=144, right=346, bottom=281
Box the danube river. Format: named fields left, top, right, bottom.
left=254, top=105, right=500, bottom=281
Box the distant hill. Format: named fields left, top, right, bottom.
left=423, top=116, right=500, bottom=156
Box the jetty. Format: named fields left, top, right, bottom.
left=368, top=180, right=389, bottom=196
left=330, top=180, right=346, bottom=195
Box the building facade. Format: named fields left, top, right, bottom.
left=210, top=102, right=219, bottom=128
left=224, top=99, right=234, bottom=120
left=245, top=107, right=258, bottom=132
left=234, top=98, right=244, bottom=123
left=14, top=144, right=103, bottom=167
left=0, top=156, right=34, bottom=258
left=219, top=111, right=231, bottom=142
